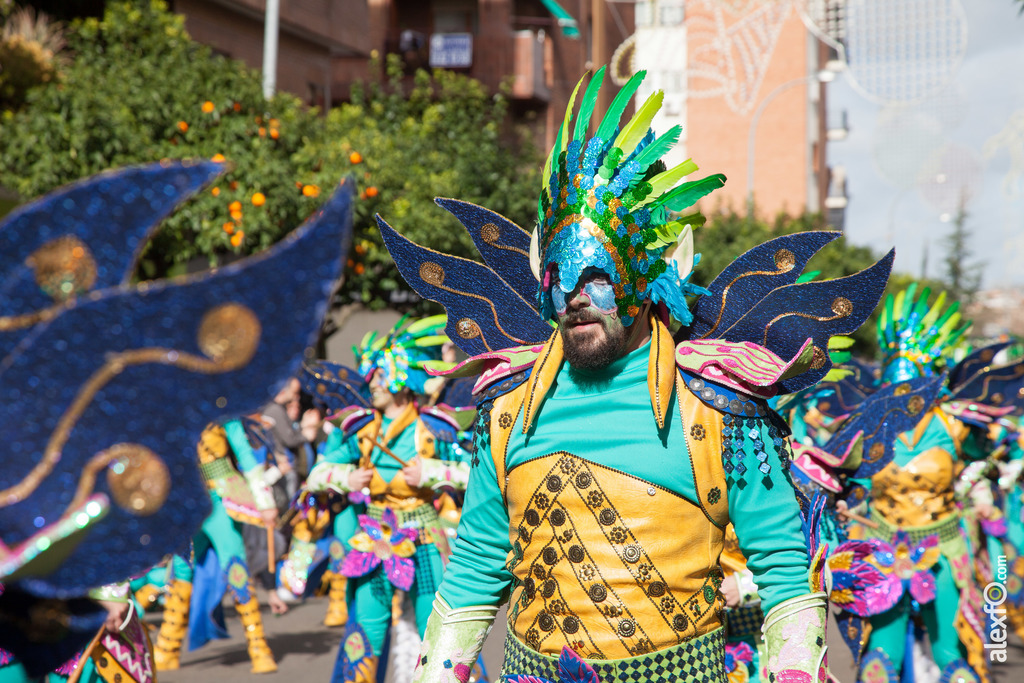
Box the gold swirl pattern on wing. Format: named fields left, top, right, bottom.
left=0, top=237, right=103, bottom=332
left=698, top=266, right=797, bottom=340
left=480, top=222, right=529, bottom=257
left=29, top=236, right=98, bottom=303
left=759, top=309, right=848, bottom=347
left=961, top=365, right=1024, bottom=404
left=418, top=261, right=527, bottom=352
left=0, top=303, right=262, bottom=511
left=865, top=442, right=886, bottom=463
left=66, top=443, right=170, bottom=515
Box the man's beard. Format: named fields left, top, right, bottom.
left=559, top=310, right=630, bottom=370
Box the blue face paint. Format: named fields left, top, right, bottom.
left=551, top=268, right=617, bottom=315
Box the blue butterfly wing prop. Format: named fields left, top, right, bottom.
left=828, top=375, right=945, bottom=482
left=436, top=376, right=477, bottom=410
left=434, top=198, right=537, bottom=304
left=690, top=231, right=842, bottom=339
left=947, top=342, right=1012, bottom=392
left=302, top=360, right=370, bottom=412
left=0, top=161, right=223, bottom=358
left=0, top=178, right=353, bottom=598
left=947, top=356, right=1024, bottom=413
left=377, top=215, right=551, bottom=356
left=707, top=250, right=895, bottom=395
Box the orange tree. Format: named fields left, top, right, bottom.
left=294, top=55, right=540, bottom=310
left=0, top=0, right=321, bottom=277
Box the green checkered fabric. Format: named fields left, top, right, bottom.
left=366, top=502, right=438, bottom=530
left=198, top=456, right=234, bottom=483
left=724, top=604, right=764, bottom=639
left=500, top=628, right=727, bottom=682
left=867, top=510, right=962, bottom=545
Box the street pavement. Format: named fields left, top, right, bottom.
left=151, top=592, right=1024, bottom=682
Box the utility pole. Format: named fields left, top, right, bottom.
left=262, top=0, right=280, bottom=99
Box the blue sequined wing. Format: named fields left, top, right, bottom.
left=303, top=360, right=371, bottom=412
left=947, top=342, right=1012, bottom=391
left=434, top=198, right=537, bottom=304
left=947, top=356, right=1024, bottom=413
left=0, top=161, right=222, bottom=320
left=377, top=215, right=551, bottom=356
left=708, top=250, right=895, bottom=395
left=690, top=232, right=843, bottom=339
left=828, top=375, right=945, bottom=481
left=0, top=179, right=353, bottom=598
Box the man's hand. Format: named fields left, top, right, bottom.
left=348, top=467, right=374, bottom=491
left=98, top=600, right=130, bottom=634
left=402, top=458, right=422, bottom=487
left=719, top=574, right=741, bottom=608
left=275, top=453, right=293, bottom=475
left=261, top=508, right=278, bottom=528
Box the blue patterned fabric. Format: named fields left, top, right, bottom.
left=0, top=162, right=353, bottom=598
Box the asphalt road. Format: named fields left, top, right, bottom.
left=151, top=592, right=1024, bottom=682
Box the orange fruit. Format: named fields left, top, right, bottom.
left=202, top=101, right=215, bottom=114
left=211, top=187, right=221, bottom=197
left=222, top=222, right=234, bottom=234
left=228, top=200, right=242, bottom=212
left=177, top=121, right=188, bottom=132
left=252, top=192, right=266, bottom=207
left=211, top=153, right=226, bottom=162
left=365, top=186, right=378, bottom=198
left=231, top=231, right=244, bottom=247
left=302, top=184, right=320, bottom=198
left=349, top=152, right=362, bottom=164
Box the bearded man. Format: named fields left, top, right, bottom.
left=375, top=68, right=893, bottom=682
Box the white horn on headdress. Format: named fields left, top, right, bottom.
left=669, top=224, right=694, bottom=281
left=529, top=226, right=541, bottom=281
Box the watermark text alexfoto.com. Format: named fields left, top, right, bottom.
left=984, top=554, right=1008, bottom=663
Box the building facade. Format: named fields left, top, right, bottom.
left=173, top=0, right=844, bottom=220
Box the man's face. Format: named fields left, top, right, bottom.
left=552, top=266, right=630, bottom=370
left=369, top=369, right=396, bottom=410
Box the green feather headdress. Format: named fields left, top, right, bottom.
left=354, top=314, right=448, bottom=394
left=877, top=283, right=970, bottom=384
left=532, top=67, right=726, bottom=326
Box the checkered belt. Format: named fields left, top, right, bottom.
left=867, top=509, right=962, bottom=545
left=500, top=627, right=727, bottom=682
left=724, top=604, right=764, bottom=639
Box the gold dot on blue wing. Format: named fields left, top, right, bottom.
left=216, top=396, right=228, bottom=408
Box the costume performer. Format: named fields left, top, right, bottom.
left=0, top=162, right=352, bottom=676
left=814, top=286, right=1024, bottom=683
left=374, top=67, right=894, bottom=682
left=304, top=316, right=472, bottom=682
left=153, top=420, right=280, bottom=673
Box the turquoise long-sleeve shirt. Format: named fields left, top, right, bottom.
left=224, top=419, right=263, bottom=473
left=437, top=340, right=810, bottom=615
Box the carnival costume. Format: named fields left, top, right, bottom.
left=799, top=286, right=1024, bottom=683
left=303, top=316, right=472, bottom=682
left=375, top=67, right=894, bottom=682
left=0, top=162, right=352, bottom=677
left=152, top=420, right=280, bottom=673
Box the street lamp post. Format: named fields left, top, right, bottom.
left=746, top=70, right=835, bottom=217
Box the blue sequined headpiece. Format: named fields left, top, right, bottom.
left=355, top=314, right=448, bottom=394
left=877, top=283, right=969, bottom=384
left=537, top=67, right=725, bottom=326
